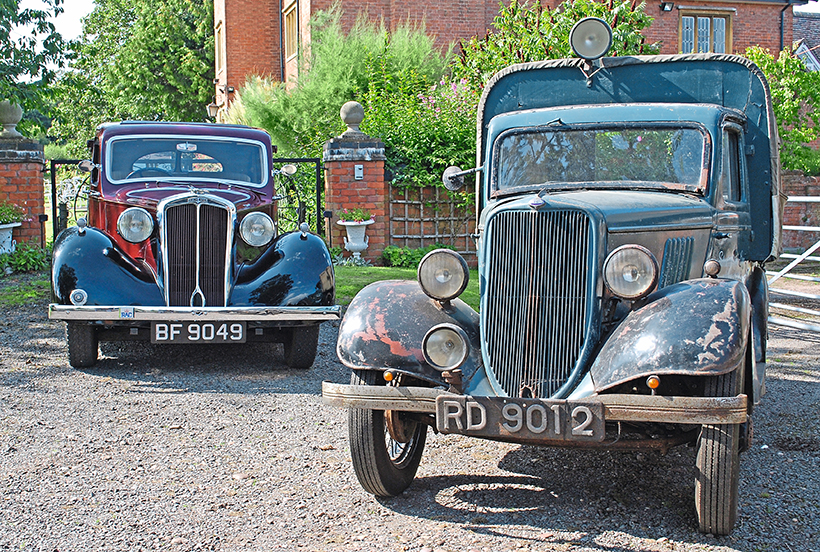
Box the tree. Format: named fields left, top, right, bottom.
left=745, top=46, right=820, bottom=175
left=454, top=0, right=658, bottom=92
left=0, top=0, right=68, bottom=131
left=48, top=0, right=213, bottom=155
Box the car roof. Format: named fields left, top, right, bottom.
left=95, top=121, right=272, bottom=144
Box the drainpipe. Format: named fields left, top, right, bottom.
left=780, top=1, right=793, bottom=52
left=279, top=0, right=285, bottom=81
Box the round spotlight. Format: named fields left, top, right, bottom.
left=423, top=324, right=470, bottom=371
left=240, top=212, right=276, bottom=247
left=417, top=249, right=469, bottom=302
left=603, top=245, right=659, bottom=300
left=569, top=17, right=613, bottom=60
left=117, top=208, right=154, bottom=243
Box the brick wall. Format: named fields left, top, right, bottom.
left=0, top=139, right=45, bottom=244
left=782, top=170, right=820, bottom=251
left=323, top=135, right=389, bottom=262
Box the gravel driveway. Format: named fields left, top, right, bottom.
left=1, top=275, right=818, bottom=552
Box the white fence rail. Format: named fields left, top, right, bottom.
left=767, top=196, right=820, bottom=332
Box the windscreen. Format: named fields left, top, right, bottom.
left=494, top=125, right=707, bottom=194
left=106, top=136, right=267, bottom=187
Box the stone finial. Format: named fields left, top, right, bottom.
left=0, top=100, right=23, bottom=138
left=340, top=101, right=366, bottom=137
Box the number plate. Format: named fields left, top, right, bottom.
left=435, top=395, right=605, bottom=443
left=151, top=322, right=246, bottom=344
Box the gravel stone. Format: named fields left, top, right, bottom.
left=0, top=274, right=817, bottom=551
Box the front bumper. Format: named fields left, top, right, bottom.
left=49, top=304, right=341, bottom=323
left=321, top=382, right=747, bottom=425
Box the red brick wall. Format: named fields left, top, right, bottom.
left=0, top=140, right=46, bottom=245
left=324, top=157, right=389, bottom=262
left=782, top=170, right=820, bottom=251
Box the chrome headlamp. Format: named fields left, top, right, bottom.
left=603, top=245, right=659, bottom=300
left=117, top=208, right=154, bottom=243
left=417, top=249, right=469, bottom=302
left=423, top=324, right=469, bottom=371
left=240, top=212, right=275, bottom=247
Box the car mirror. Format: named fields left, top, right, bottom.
left=442, top=166, right=465, bottom=191
left=77, top=160, right=98, bottom=173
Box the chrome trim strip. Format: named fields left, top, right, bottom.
left=321, top=383, right=747, bottom=424
left=49, top=304, right=340, bottom=321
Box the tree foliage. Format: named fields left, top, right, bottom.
left=48, top=0, right=214, bottom=156
left=745, top=46, right=820, bottom=175
left=225, top=7, right=450, bottom=157
left=0, top=0, right=69, bottom=130
left=454, top=0, right=658, bottom=91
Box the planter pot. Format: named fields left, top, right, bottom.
left=0, top=100, right=23, bottom=138
left=0, top=222, right=22, bottom=255
left=337, top=219, right=374, bottom=258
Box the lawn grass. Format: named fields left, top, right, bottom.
left=0, top=273, right=51, bottom=307
left=334, top=265, right=480, bottom=311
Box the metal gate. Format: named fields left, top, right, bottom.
left=768, top=195, right=820, bottom=332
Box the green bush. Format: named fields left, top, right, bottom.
left=0, top=242, right=50, bottom=274
left=382, top=243, right=457, bottom=268
left=226, top=7, right=450, bottom=158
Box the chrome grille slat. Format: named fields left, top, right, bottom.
left=162, top=199, right=231, bottom=307
left=484, top=210, right=591, bottom=398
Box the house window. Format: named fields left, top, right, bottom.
left=215, top=21, right=225, bottom=75
left=283, top=1, right=298, bottom=60
left=680, top=13, right=732, bottom=54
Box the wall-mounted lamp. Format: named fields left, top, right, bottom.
left=660, top=2, right=674, bottom=11
left=206, top=102, right=220, bottom=118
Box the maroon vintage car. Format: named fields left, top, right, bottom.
left=49, top=121, right=339, bottom=368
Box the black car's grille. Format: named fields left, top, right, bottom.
left=163, top=202, right=230, bottom=307
left=483, top=210, right=592, bottom=399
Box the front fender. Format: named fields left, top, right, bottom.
left=232, top=231, right=334, bottom=307
left=51, top=226, right=164, bottom=306
left=591, top=278, right=751, bottom=393
left=336, top=280, right=481, bottom=386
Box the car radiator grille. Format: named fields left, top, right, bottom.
left=483, top=210, right=592, bottom=399
left=163, top=202, right=230, bottom=307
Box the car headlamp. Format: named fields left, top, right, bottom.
left=417, top=249, right=469, bottom=302
left=117, top=208, right=154, bottom=243
left=423, top=324, right=469, bottom=371
left=603, top=245, right=659, bottom=300
left=240, top=212, right=275, bottom=247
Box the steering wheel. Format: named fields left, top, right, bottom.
left=126, top=167, right=172, bottom=179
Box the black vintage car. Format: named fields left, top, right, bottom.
left=323, top=19, right=782, bottom=535
left=49, top=122, right=339, bottom=369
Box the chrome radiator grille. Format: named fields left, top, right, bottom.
left=162, top=200, right=231, bottom=307
left=483, top=210, right=592, bottom=399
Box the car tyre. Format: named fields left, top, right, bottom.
left=348, top=369, right=427, bottom=497
left=695, top=362, right=744, bottom=536
left=67, top=322, right=99, bottom=368
left=283, top=325, right=320, bottom=369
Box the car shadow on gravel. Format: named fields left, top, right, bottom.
left=381, top=445, right=724, bottom=546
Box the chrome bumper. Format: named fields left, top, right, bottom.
left=49, top=304, right=341, bottom=323
left=321, top=382, right=747, bottom=425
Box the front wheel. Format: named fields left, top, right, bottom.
left=283, top=325, right=320, bottom=369
left=66, top=322, right=99, bottom=368
left=348, top=369, right=427, bottom=497
left=695, top=365, right=744, bottom=535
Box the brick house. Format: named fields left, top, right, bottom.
left=794, top=10, right=820, bottom=69
left=212, top=0, right=807, bottom=112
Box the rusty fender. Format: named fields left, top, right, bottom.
left=591, top=278, right=751, bottom=393
left=336, top=280, right=481, bottom=385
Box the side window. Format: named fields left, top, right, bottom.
left=720, top=129, right=742, bottom=203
